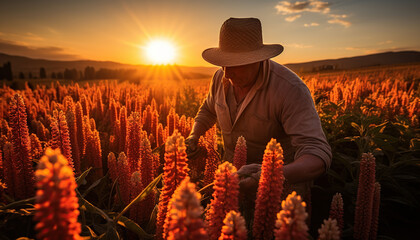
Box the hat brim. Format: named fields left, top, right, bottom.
left=202, top=44, right=283, bottom=67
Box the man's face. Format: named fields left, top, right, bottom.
left=223, top=62, right=261, bottom=88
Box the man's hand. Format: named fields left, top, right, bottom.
left=185, top=135, right=200, bottom=159
left=237, top=164, right=261, bottom=202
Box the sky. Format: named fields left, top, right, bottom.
left=0, top=0, right=419, bottom=66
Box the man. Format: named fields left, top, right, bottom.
left=185, top=17, right=331, bottom=205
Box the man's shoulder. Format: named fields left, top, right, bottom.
left=210, top=68, right=224, bottom=85
left=269, top=60, right=303, bottom=87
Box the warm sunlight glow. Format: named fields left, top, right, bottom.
left=145, top=39, right=176, bottom=65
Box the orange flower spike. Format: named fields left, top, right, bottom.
left=167, top=108, right=178, bottom=136
left=92, top=130, right=103, bottom=178
left=253, top=138, right=285, bottom=240
left=107, top=152, right=117, bottom=183
left=109, top=98, right=118, bottom=130
left=80, top=94, right=90, bottom=117
left=354, top=153, right=376, bottom=240
left=206, top=162, right=240, bottom=240
left=129, top=171, right=144, bottom=225
left=156, top=130, right=190, bottom=240
left=140, top=134, right=154, bottom=186
left=30, top=133, right=43, bottom=161
left=75, top=102, right=85, bottom=158
left=233, top=136, right=247, bottom=170
left=274, top=191, right=309, bottom=240
left=328, top=193, right=344, bottom=235
left=203, top=139, right=220, bottom=189
left=139, top=135, right=156, bottom=223
left=8, top=93, right=35, bottom=199
left=117, top=152, right=131, bottom=204
left=317, top=218, right=340, bottom=240
left=84, top=127, right=103, bottom=179
left=370, top=182, right=381, bottom=240
left=142, top=105, right=153, bottom=134
left=2, top=142, right=15, bottom=198
left=218, top=211, right=247, bottom=240
left=152, top=110, right=159, bottom=145
left=119, top=106, right=127, bottom=153
left=65, top=99, right=81, bottom=174
left=165, top=177, right=208, bottom=240
left=34, top=148, right=82, bottom=240
left=157, top=123, right=165, bottom=147
left=126, top=112, right=142, bottom=173
left=50, top=110, right=74, bottom=170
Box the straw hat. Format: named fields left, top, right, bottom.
left=202, top=17, right=284, bottom=67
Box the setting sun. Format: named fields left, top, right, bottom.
left=145, top=39, right=176, bottom=65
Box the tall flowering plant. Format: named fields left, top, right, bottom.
left=329, top=193, right=344, bottom=235
left=218, top=211, right=247, bottom=240
left=164, top=177, right=208, bottom=240
left=274, top=191, right=309, bottom=240
left=233, top=136, right=247, bottom=170
left=354, top=153, right=376, bottom=240
left=206, top=162, right=240, bottom=240
left=34, top=148, right=81, bottom=240
left=8, top=93, right=34, bottom=199
left=155, top=130, right=190, bottom=240
left=253, top=138, right=285, bottom=240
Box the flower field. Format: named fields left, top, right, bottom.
left=0, top=64, right=419, bottom=240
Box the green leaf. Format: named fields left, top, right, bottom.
left=0, top=197, right=35, bottom=210
left=97, top=223, right=120, bottom=240
left=77, top=189, right=112, bottom=222
left=76, top=167, right=92, bottom=186
left=82, top=173, right=109, bottom=198
left=152, top=143, right=165, bottom=155
left=351, top=122, right=362, bottom=134
left=84, top=225, right=98, bottom=238
left=146, top=204, right=158, bottom=233
left=114, top=173, right=162, bottom=222
left=108, top=178, right=119, bottom=210
left=117, top=215, right=153, bottom=239
left=198, top=182, right=214, bottom=194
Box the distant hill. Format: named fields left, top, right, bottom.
left=1, top=51, right=419, bottom=79
left=0, top=53, right=217, bottom=80
left=284, top=51, right=420, bottom=73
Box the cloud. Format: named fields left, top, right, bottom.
left=275, top=0, right=330, bottom=15
left=378, top=40, right=393, bottom=45
left=24, top=32, right=45, bottom=41
left=285, top=14, right=302, bottom=22
left=328, top=14, right=351, bottom=27
left=304, top=22, right=319, bottom=27
left=0, top=38, right=81, bottom=60
left=275, top=1, right=351, bottom=27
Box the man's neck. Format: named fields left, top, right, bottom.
left=233, top=75, right=258, bottom=103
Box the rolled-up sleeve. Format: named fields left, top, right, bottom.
left=279, top=82, right=332, bottom=170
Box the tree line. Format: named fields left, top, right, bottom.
left=1, top=62, right=141, bottom=81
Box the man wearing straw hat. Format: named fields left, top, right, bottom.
left=186, top=17, right=332, bottom=212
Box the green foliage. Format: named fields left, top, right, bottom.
left=314, top=99, right=420, bottom=239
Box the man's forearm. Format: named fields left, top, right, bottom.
left=189, top=120, right=211, bottom=139
left=283, top=154, right=326, bottom=184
